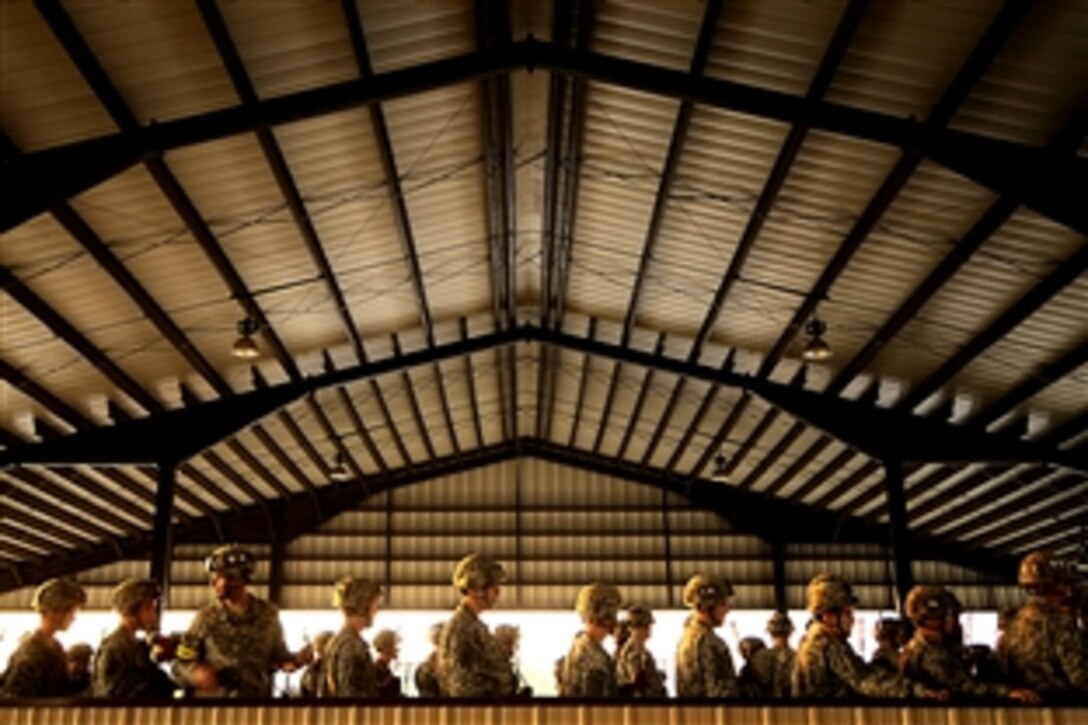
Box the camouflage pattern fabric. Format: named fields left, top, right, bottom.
left=438, top=603, right=513, bottom=697
left=741, top=647, right=776, bottom=697
left=414, top=652, right=443, bottom=697
left=92, top=626, right=176, bottom=698
left=901, top=631, right=1008, bottom=699
left=792, top=622, right=921, bottom=699
left=298, top=659, right=323, bottom=698
left=615, top=636, right=665, bottom=697
left=561, top=631, right=617, bottom=697
left=870, top=645, right=901, bottom=674
left=173, top=595, right=290, bottom=697
left=375, top=659, right=402, bottom=698
left=675, top=618, right=740, bottom=697
left=1002, top=595, right=1088, bottom=696
left=1, top=631, right=72, bottom=697
left=769, top=645, right=796, bottom=699
left=322, top=626, right=377, bottom=698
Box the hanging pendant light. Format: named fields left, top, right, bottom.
left=232, top=317, right=260, bottom=359
left=802, top=317, right=832, bottom=361
left=329, top=449, right=351, bottom=482
left=711, top=452, right=730, bottom=482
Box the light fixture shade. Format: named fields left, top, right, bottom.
left=802, top=335, right=833, bottom=361
left=802, top=317, right=832, bottom=361
left=711, top=453, right=729, bottom=482
left=329, top=450, right=352, bottom=482
left=231, top=334, right=260, bottom=359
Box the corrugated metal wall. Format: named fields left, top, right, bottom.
left=1, top=704, right=1084, bottom=725
left=0, top=459, right=1020, bottom=611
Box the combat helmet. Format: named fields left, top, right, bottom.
left=332, top=576, right=382, bottom=614
left=205, top=543, right=255, bottom=581
left=904, top=585, right=951, bottom=626
left=373, top=629, right=401, bottom=655
left=623, top=604, right=655, bottom=628
left=766, top=611, right=795, bottom=636
left=494, top=624, right=520, bottom=652
left=1018, top=550, right=1070, bottom=592
left=873, top=616, right=906, bottom=641
left=452, top=553, right=506, bottom=591
left=112, top=578, right=161, bottom=616
left=32, top=578, right=87, bottom=614
left=805, top=573, right=857, bottom=615
left=575, top=582, right=623, bottom=625
left=682, top=573, right=734, bottom=610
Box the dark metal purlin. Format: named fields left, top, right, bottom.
left=341, top=0, right=434, bottom=342
left=251, top=423, right=320, bottom=512
left=11, top=35, right=1088, bottom=237
left=460, top=318, right=486, bottom=449
left=178, top=463, right=243, bottom=513
left=989, top=505, right=1088, bottom=556
left=663, top=385, right=720, bottom=474
left=785, top=446, right=856, bottom=503
left=540, top=0, right=594, bottom=443
left=640, top=376, right=687, bottom=467
left=535, top=0, right=575, bottom=441
left=336, top=386, right=385, bottom=475
left=669, top=0, right=871, bottom=484
left=53, top=465, right=151, bottom=525
left=737, top=419, right=806, bottom=493
left=811, top=459, right=881, bottom=510
left=202, top=450, right=272, bottom=510
left=616, top=333, right=666, bottom=460
left=7, top=323, right=1086, bottom=471
left=883, top=458, right=914, bottom=612
left=0, top=357, right=93, bottom=432
left=568, top=319, right=598, bottom=448
left=0, top=475, right=95, bottom=548
left=683, top=392, right=751, bottom=483
left=392, top=335, right=437, bottom=461
left=5, top=467, right=135, bottom=539
left=149, top=461, right=177, bottom=604
left=198, top=0, right=367, bottom=364
left=763, top=435, right=833, bottom=499
left=920, top=467, right=1064, bottom=542
left=621, top=0, right=722, bottom=346
left=225, top=439, right=292, bottom=499
left=0, top=437, right=1022, bottom=594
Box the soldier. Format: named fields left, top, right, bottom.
left=92, top=578, right=176, bottom=699
left=298, top=631, right=334, bottom=698
left=562, top=582, right=623, bottom=697
left=792, top=573, right=945, bottom=700
left=738, top=636, right=772, bottom=697
left=323, top=576, right=382, bottom=697
left=414, top=622, right=444, bottom=698
left=901, top=585, right=1038, bottom=703
left=373, top=629, right=403, bottom=698
left=675, top=573, right=740, bottom=697
left=1002, top=550, right=1088, bottom=698
left=65, top=643, right=94, bottom=696
left=495, top=624, right=532, bottom=696
left=615, top=605, right=665, bottom=698
left=439, top=553, right=514, bottom=697
left=870, top=617, right=907, bottom=674
left=1, top=578, right=86, bottom=697
left=173, top=544, right=312, bottom=697
left=766, top=611, right=796, bottom=699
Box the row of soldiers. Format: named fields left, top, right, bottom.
left=1, top=545, right=1084, bottom=700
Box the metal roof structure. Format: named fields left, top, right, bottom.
left=1, top=0, right=1085, bottom=604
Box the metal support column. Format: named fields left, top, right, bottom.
left=884, top=457, right=914, bottom=611
left=150, top=459, right=176, bottom=606
left=772, top=537, right=788, bottom=613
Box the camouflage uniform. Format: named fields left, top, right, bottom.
left=741, top=644, right=775, bottom=697
left=439, top=603, right=513, bottom=697
left=1003, top=551, right=1088, bottom=697
left=902, top=631, right=1008, bottom=699
left=1003, top=596, right=1088, bottom=696
left=675, top=575, right=739, bottom=698
left=174, top=595, right=291, bottom=697
left=298, top=631, right=334, bottom=698
left=1, top=631, right=72, bottom=697
left=676, top=617, right=739, bottom=697
left=766, top=611, right=796, bottom=699
left=563, top=631, right=618, bottom=697
left=1, top=578, right=86, bottom=698
left=615, top=637, right=666, bottom=697
left=322, top=626, right=378, bottom=697
left=792, top=574, right=922, bottom=699
left=414, top=652, right=443, bottom=697
left=92, top=628, right=175, bottom=698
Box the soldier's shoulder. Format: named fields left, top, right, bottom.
left=249, top=595, right=280, bottom=621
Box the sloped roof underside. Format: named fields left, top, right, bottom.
left=0, top=0, right=1085, bottom=592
